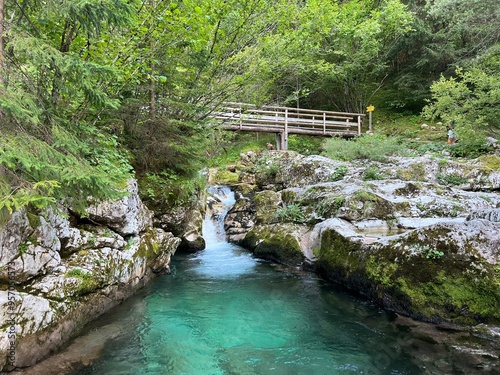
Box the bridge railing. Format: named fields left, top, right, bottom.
left=212, top=102, right=366, bottom=149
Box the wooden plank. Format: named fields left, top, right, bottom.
left=218, top=117, right=357, bottom=129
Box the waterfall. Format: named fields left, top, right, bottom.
left=194, top=185, right=255, bottom=278
left=203, top=185, right=236, bottom=247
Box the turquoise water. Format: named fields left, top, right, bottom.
left=75, top=187, right=422, bottom=374
left=76, top=246, right=421, bottom=375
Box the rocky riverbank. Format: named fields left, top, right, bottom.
left=0, top=179, right=180, bottom=372
left=219, top=150, right=500, bottom=329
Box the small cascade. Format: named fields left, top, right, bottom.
left=203, top=185, right=236, bottom=247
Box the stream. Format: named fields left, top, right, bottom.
left=21, top=186, right=498, bottom=374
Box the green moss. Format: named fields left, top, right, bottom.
left=316, top=229, right=363, bottom=275
left=213, top=169, right=239, bottom=184
left=65, top=268, right=100, bottom=296
left=254, top=190, right=281, bottom=224
left=134, top=232, right=160, bottom=261
left=479, top=155, right=500, bottom=172
left=315, top=223, right=500, bottom=324
left=244, top=224, right=305, bottom=265
left=348, top=190, right=395, bottom=219
left=366, top=228, right=500, bottom=324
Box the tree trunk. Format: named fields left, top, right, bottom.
left=0, top=0, right=4, bottom=85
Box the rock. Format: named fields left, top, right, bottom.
left=153, top=193, right=206, bottom=253
left=467, top=208, right=500, bottom=223
left=0, top=209, right=32, bottom=273
left=254, top=190, right=282, bottom=224
left=240, top=223, right=307, bottom=266
left=369, top=219, right=500, bottom=323
left=228, top=150, right=500, bottom=325
left=86, top=179, right=153, bottom=236
left=225, top=197, right=256, bottom=243
left=178, top=206, right=205, bottom=252
left=0, top=178, right=181, bottom=371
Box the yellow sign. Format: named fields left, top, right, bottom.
left=367, top=105, right=375, bottom=112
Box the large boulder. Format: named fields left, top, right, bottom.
left=313, top=218, right=500, bottom=324
left=240, top=223, right=308, bottom=266
left=86, top=179, right=153, bottom=236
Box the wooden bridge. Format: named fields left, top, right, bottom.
left=211, top=102, right=366, bottom=150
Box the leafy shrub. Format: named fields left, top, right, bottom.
left=449, top=140, right=493, bottom=158
left=322, top=134, right=410, bottom=162
left=253, top=157, right=279, bottom=180
left=436, top=173, right=468, bottom=186
left=275, top=204, right=306, bottom=223
left=315, top=197, right=345, bottom=218
left=139, top=170, right=205, bottom=209
left=330, top=165, right=348, bottom=181
left=363, top=166, right=384, bottom=180
left=288, top=135, right=323, bottom=155
left=415, top=142, right=447, bottom=154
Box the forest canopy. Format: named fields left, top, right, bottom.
left=0, top=0, right=498, bottom=215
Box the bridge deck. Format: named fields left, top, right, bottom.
left=211, top=103, right=365, bottom=150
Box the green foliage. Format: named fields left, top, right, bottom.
left=448, top=141, right=493, bottom=158
left=0, top=129, right=131, bottom=215
left=255, top=0, right=414, bottom=112
left=415, top=142, right=447, bottom=154
left=287, top=135, right=323, bottom=156
left=436, top=173, right=468, bottom=186
left=422, top=62, right=500, bottom=142
left=275, top=204, right=306, bottom=224
left=322, top=134, right=410, bottom=162
left=139, top=170, right=205, bottom=209
left=314, top=197, right=346, bottom=218
left=410, top=244, right=445, bottom=260
left=363, top=166, right=384, bottom=181
left=330, top=165, right=348, bottom=182
left=206, top=132, right=272, bottom=168
left=253, top=157, right=280, bottom=180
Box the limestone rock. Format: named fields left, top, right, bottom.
left=241, top=223, right=307, bottom=266
left=467, top=208, right=500, bottom=223
left=0, top=178, right=181, bottom=371
left=225, top=196, right=256, bottom=243
left=254, top=190, right=282, bottom=224
left=0, top=210, right=32, bottom=272
left=86, top=179, right=153, bottom=236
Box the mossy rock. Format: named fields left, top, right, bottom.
left=314, top=228, right=364, bottom=279
left=213, top=169, right=240, bottom=185
left=254, top=190, right=282, bottom=224
left=314, top=222, right=500, bottom=325
left=368, top=223, right=500, bottom=324
left=241, top=223, right=306, bottom=265
left=342, top=190, right=395, bottom=221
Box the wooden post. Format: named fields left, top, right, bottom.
left=357, top=115, right=361, bottom=136
left=323, top=112, right=326, bottom=135
left=275, top=133, right=281, bottom=150
left=366, top=105, right=375, bottom=134
left=283, top=109, right=289, bottom=150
